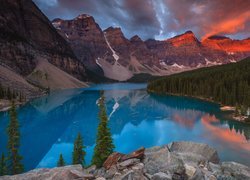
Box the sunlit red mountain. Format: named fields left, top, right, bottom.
left=52, top=14, right=250, bottom=81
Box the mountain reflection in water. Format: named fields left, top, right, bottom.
left=0, top=83, right=249, bottom=171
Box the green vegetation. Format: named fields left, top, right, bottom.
left=0, top=83, right=25, bottom=102
left=57, top=154, right=65, bottom=167
left=0, top=153, right=7, bottom=176
left=92, top=91, right=115, bottom=168
left=7, top=102, right=24, bottom=175
left=72, top=133, right=86, bottom=166
left=148, top=57, right=250, bottom=114
left=127, top=73, right=159, bottom=82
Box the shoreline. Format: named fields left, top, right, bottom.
left=0, top=85, right=91, bottom=112
left=148, top=89, right=250, bottom=123
left=0, top=99, right=27, bottom=112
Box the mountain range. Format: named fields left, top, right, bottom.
left=53, top=14, right=250, bottom=81
left=0, top=0, right=250, bottom=98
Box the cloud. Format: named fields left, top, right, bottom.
left=163, top=0, right=250, bottom=40
left=33, top=0, right=250, bottom=40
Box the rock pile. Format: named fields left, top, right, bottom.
left=2, top=141, right=250, bottom=180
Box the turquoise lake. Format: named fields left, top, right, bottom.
left=0, top=83, right=250, bottom=171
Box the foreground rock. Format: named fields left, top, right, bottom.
left=2, top=142, right=250, bottom=180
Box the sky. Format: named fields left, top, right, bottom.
left=33, top=0, right=250, bottom=40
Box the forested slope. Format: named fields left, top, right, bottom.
left=148, top=57, right=250, bottom=107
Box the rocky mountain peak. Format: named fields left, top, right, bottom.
left=104, top=26, right=129, bottom=45
left=130, top=35, right=143, bottom=42
left=104, top=27, right=124, bottom=37
left=167, top=30, right=199, bottom=47
left=75, top=14, right=92, bottom=20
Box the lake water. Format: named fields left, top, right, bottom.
left=0, top=83, right=250, bottom=171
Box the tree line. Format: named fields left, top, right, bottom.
left=0, top=91, right=114, bottom=176
left=0, top=83, right=26, bottom=102
left=148, top=57, right=250, bottom=113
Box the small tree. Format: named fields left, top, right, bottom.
left=57, top=154, right=65, bottom=167
left=0, top=153, right=7, bottom=176
left=7, top=102, right=24, bottom=175
left=92, top=91, right=114, bottom=167
left=72, top=133, right=86, bottom=166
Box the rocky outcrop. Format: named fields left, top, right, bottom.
left=52, top=15, right=109, bottom=75
left=2, top=142, right=250, bottom=180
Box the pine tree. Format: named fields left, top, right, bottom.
left=92, top=91, right=115, bottom=168
left=7, top=102, right=24, bottom=175
left=57, top=154, right=65, bottom=167
left=0, top=153, right=7, bottom=176
left=72, top=133, right=86, bottom=166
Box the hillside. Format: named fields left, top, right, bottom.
left=148, top=57, right=250, bottom=107
left=0, top=0, right=88, bottom=99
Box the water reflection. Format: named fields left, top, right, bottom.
left=0, top=83, right=249, bottom=171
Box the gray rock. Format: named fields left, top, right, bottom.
left=1, top=165, right=91, bottom=180
left=169, top=141, right=220, bottom=164
left=184, top=164, right=197, bottom=178
left=190, top=168, right=205, bottom=180
left=132, top=163, right=144, bottom=171
left=208, top=175, right=217, bottom=180
left=143, top=145, right=185, bottom=176
left=93, top=167, right=106, bottom=177
left=119, top=170, right=147, bottom=180
left=105, top=165, right=118, bottom=179
left=84, top=165, right=97, bottom=174
left=2, top=142, right=250, bottom=180
left=151, top=172, right=172, bottom=180
left=118, top=158, right=140, bottom=169
left=96, top=177, right=106, bottom=180
left=221, top=162, right=250, bottom=179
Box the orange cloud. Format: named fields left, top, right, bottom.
left=202, top=11, right=250, bottom=40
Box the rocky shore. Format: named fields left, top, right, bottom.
left=1, top=142, right=250, bottom=180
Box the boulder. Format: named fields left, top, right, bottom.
left=168, top=141, right=220, bottom=164
left=105, top=165, right=118, bottom=179
left=221, top=162, right=250, bottom=179
left=143, top=145, right=185, bottom=176
left=118, top=158, right=140, bottom=169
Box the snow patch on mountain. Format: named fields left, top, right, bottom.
left=171, top=63, right=186, bottom=69
left=104, top=32, right=119, bottom=62
left=95, top=58, right=102, bottom=67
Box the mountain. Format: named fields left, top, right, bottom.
left=148, top=56, right=250, bottom=108
left=53, top=14, right=250, bottom=81
left=0, top=0, right=88, bottom=98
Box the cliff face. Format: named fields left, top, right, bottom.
left=0, top=0, right=88, bottom=96
left=52, top=14, right=109, bottom=74
left=54, top=15, right=250, bottom=81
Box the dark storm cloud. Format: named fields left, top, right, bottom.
left=33, top=0, right=250, bottom=40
